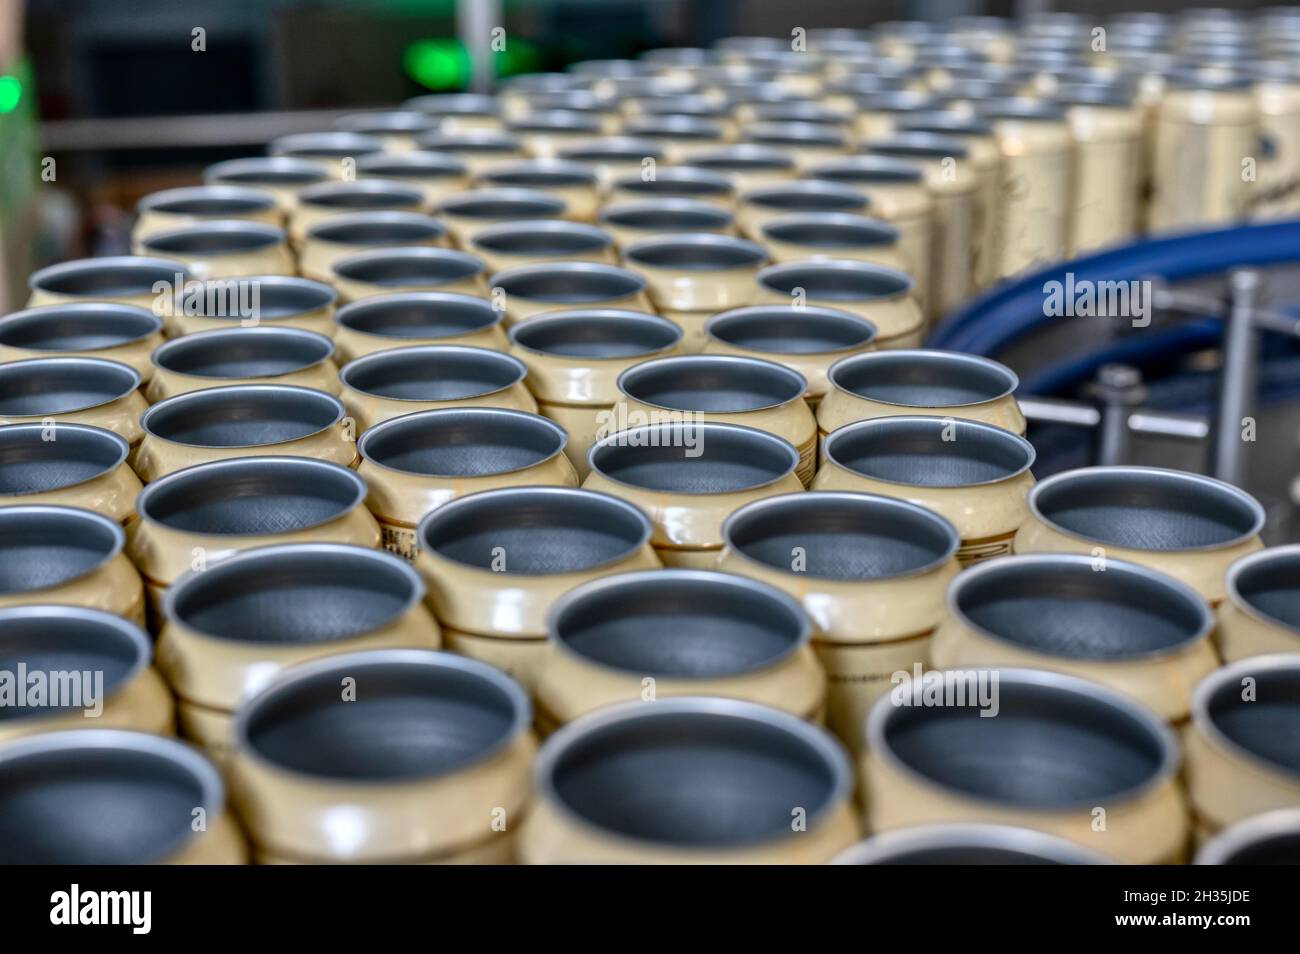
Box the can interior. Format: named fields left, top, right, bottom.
left=441, top=193, right=566, bottom=219
left=361, top=409, right=564, bottom=477
left=560, top=140, right=665, bottom=163
left=0, top=744, right=211, bottom=863
left=155, top=329, right=331, bottom=378
left=760, top=262, right=910, bottom=301
left=832, top=352, right=1015, bottom=406
left=244, top=659, right=519, bottom=780
left=417, top=134, right=521, bottom=155
left=145, top=388, right=340, bottom=447
left=144, top=225, right=283, bottom=256
left=334, top=251, right=482, bottom=288
left=727, top=494, right=954, bottom=579
left=473, top=222, right=610, bottom=257
left=862, top=845, right=1070, bottom=865
left=826, top=418, right=1031, bottom=487
left=210, top=159, right=330, bottom=186
left=614, top=171, right=732, bottom=198
left=1215, top=831, right=1300, bottom=865
left=709, top=307, right=874, bottom=354
left=955, top=560, right=1208, bottom=659
left=0, top=359, right=138, bottom=416
left=483, top=166, right=596, bottom=189
left=172, top=548, right=416, bottom=643
left=357, top=155, right=465, bottom=179
left=881, top=678, right=1168, bottom=808
left=33, top=260, right=181, bottom=298
left=140, top=458, right=361, bottom=535
left=275, top=134, right=381, bottom=158
left=180, top=278, right=334, bottom=319
left=343, top=348, right=520, bottom=400
left=1234, top=552, right=1300, bottom=631
left=337, top=295, right=497, bottom=338
left=0, top=305, right=159, bottom=351
left=746, top=184, right=869, bottom=214
left=763, top=215, right=898, bottom=249
left=144, top=192, right=274, bottom=216
left=512, top=313, right=679, bottom=358
left=493, top=266, right=644, bottom=303
left=1205, top=666, right=1300, bottom=776
left=302, top=184, right=423, bottom=210
left=620, top=357, right=803, bottom=412
left=311, top=217, right=445, bottom=247
left=0, top=508, right=120, bottom=593
left=421, top=489, right=648, bottom=574
left=810, top=158, right=925, bottom=185
left=0, top=425, right=125, bottom=494
left=602, top=203, right=733, bottom=232
left=591, top=424, right=797, bottom=494
left=684, top=147, right=795, bottom=171
left=547, top=708, right=839, bottom=846
left=625, top=237, right=766, bottom=272
left=743, top=123, right=847, bottom=148
left=554, top=574, right=803, bottom=676
left=1034, top=470, right=1262, bottom=550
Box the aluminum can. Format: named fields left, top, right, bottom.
left=268, top=131, right=385, bottom=178
left=332, top=291, right=507, bottom=363
left=0, top=422, right=140, bottom=524
left=203, top=156, right=333, bottom=213
left=146, top=326, right=339, bottom=401
left=607, top=166, right=735, bottom=209
left=139, top=220, right=295, bottom=281
left=133, top=185, right=280, bottom=245
left=468, top=219, right=616, bottom=273
left=754, top=260, right=925, bottom=349
left=290, top=180, right=427, bottom=243
left=476, top=159, right=601, bottom=221
left=26, top=256, right=190, bottom=311
left=330, top=247, right=487, bottom=303
left=677, top=144, right=798, bottom=192
left=0, top=302, right=164, bottom=385
left=1057, top=83, right=1144, bottom=254
left=437, top=187, right=569, bottom=247
left=735, top=180, right=871, bottom=238
left=298, top=211, right=448, bottom=283
left=1218, top=545, right=1300, bottom=661
left=556, top=136, right=668, bottom=190
left=353, top=151, right=472, bottom=208
left=0, top=356, right=146, bottom=447
left=488, top=262, right=651, bottom=327
left=1249, top=62, right=1300, bottom=219
left=758, top=212, right=909, bottom=271
left=598, top=198, right=736, bottom=249
left=334, top=109, right=437, bottom=152
left=1196, top=808, right=1300, bottom=864
left=413, top=130, right=527, bottom=177
left=832, top=823, right=1106, bottom=864
left=164, top=275, right=337, bottom=339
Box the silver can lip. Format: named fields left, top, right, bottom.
left=332, top=246, right=486, bottom=288
left=0, top=302, right=162, bottom=351
left=742, top=121, right=849, bottom=149
left=231, top=648, right=531, bottom=784
left=268, top=130, right=385, bottom=159
left=546, top=567, right=810, bottom=678
left=828, top=349, right=1018, bottom=409
left=0, top=728, right=226, bottom=864
left=1225, top=545, right=1300, bottom=636
left=340, top=344, right=526, bottom=403
left=136, top=454, right=367, bottom=536
left=861, top=131, right=971, bottom=160
left=617, top=353, right=807, bottom=414
left=175, top=275, right=337, bottom=319
left=948, top=553, right=1214, bottom=662
left=823, top=415, right=1035, bottom=489
left=0, top=422, right=130, bottom=494
left=832, top=823, right=1107, bottom=865
left=136, top=184, right=279, bottom=217
left=741, top=180, right=871, bottom=215
left=588, top=421, right=801, bottom=495
left=1165, top=65, right=1255, bottom=92
left=1196, top=808, right=1300, bottom=865
left=975, top=97, right=1068, bottom=121
left=533, top=696, right=853, bottom=851
left=418, top=485, right=654, bottom=576
left=0, top=504, right=126, bottom=593
left=305, top=211, right=447, bottom=247
left=297, top=179, right=426, bottom=211
left=1192, top=654, right=1300, bottom=780
left=679, top=144, right=798, bottom=171
left=27, top=255, right=190, bottom=299
left=204, top=156, right=333, bottom=188
left=506, top=110, right=604, bottom=135
left=354, top=150, right=468, bottom=179
left=334, top=291, right=501, bottom=339
left=478, top=158, right=600, bottom=189
left=163, top=542, right=426, bottom=644
left=357, top=406, right=568, bottom=479
left=490, top=261, right=647, bottom=303
left=609, top=166, right=734, bottom=199
left=807, top=155, right=926, bottom=185
left=140, top=220, right=287, bottom=257
left=623, top=231, right=767, bottom=273
left=706, top=304, right=878, bottom=355
left=757, top=258, right=915, bottom=302
left=625, top=95, right=732, bottom=121
left=141, top=384, right=345, bottom=449
left=414, top=130, right=523, bottom=154
left=557, top=136, right=667, bottom=163
left=508, top=308, right=682, bottom=359
left=751, top=102, right=852, bottom=127
left=721, top=490, right=959, bottom=581
left=0, top=604, right=151, bottom=723
left=762, top=212, right=900, bottom=250
left=867, top=666, right=1180, bottom=812
left=335, top=109, right=438, bottom=136
left=470, top=219, right=613, bottom=258
left=599, top=198, right=735, bottom=232
left=896, top=110, right=996, bottom=138
left=1028, top=466, right=1266, bottom=553
left=0, top=356, right=141, bottom=417
left=438, top=187, right=568, bottom=220
left=402, top=92, right=501, bottom=116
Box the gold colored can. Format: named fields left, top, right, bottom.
left=817, top=350, right=1024, bottom=436
left=203, top=156, right=333, bottom=213
left=468, top=219, right=616, bottom=273
left=519, top=697, right=860, bottom=863
left=507, top=110, right=607, bottom=159
left=717, top=491, right=960, bottom=751
left=1249, top=62, right=1300, bottom=219
left=537, top=568, right=825, bottom=732
left=476, top=159, right=601, bottom=221
left=138, top=220, right=295, bottom=281
left=598, top=198, right=736, bottom=249
left=735, top=180, right=871, bottom=238
left=128, top=455, right=380, bottom=609
left=354, top=150, right=472, bottom=208
left=268, top=131, right=385, bottom=178
left=851, top=89, right=941, bottom=140
left=678, top=144, right=799, bottom=193
left=0, top=357, right=146, bottom=447
left=358, top=406, right=577, bottom=559
left=332, top=291, right=507, bottom=363
left=415, top=486, right=660, bottom=691
left=133, top=185, right=281, bottom=245
left=619, top=114, right=728, bottom=163
left=0, top=423, right=140, bottom=525
left=334, top=109, right=438, bottom=152
left=290, top=180, right=427, bottom=243
left=557, top=136, right=668, bottom=189
left=413, top=130, right=527, bottom=177
left=0, top=605, right=173, bottom=742
left=702, top=305, right=878, bottom=406
left=507, top=308, right=683, bottom=479
left=404, top=93, right=504, bottom=133
left=832, top=823, right=1108, bottom=864
left=759, top=213, right=910, bottom=271
left=158, top=543, right=440, bottom=760
left=1218, top=546, right=1300, bottom=662
left=1014, top=466, right=1266, bottom=605
left=135, top=384, right=355, bottom=482
left=1196, top=808, right=1300, bottom=864
left=299, top=211, right=448, bottom=283
left=862, top=667, right=1188, bottom=863
left=489, top=261, right=651, bottom=327
left=607, top=166, right=735, bottom=208
left=229, top=648, right=533, bottom=863
left=1057, top=84, right=1144, bottom=254
left=164, top=275, right=337, bottom=339
left=330, top=247, right=487, bottom=302
left=26, top=255, right=189, bottom=311
left=438, top=188, right=569, bottom=247
left=754, top=260, right=925, bottom=349
left=1184, top=655, right=1300, bottom=835
left=0, top=505, right=145, bottom=623
left=931, top=553, right=1218, bottom=723
left=816, top=416, right=1036, bottom=564
left=147, top=326, right=338, bottom=401
left=0, top=302, right=164, bottom=385
left=339, top=345, right=534, bottom=431
left=0, top=729, right=246, bottom=863
left=738, top=122, right=850, bottom=171
left=584, top=421, right=804, bottom=567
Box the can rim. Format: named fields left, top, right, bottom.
left=136, top=184, right=279, bottom=216
left=339, top=344, right=527, bottom=403
left=705, top=303, right=879, bottom=355
left=0, top=301, right=164, bottom=350
left=140, top=383, right=346, bottom=449
left=268, top=131, right=385, bottom=158
left=1191, top=653, right=1300, bottom=781
left=756, top=257, right=916, bottom=302
left=141, top=220, right=288, bottom=258
left=507, top=308, right=682, bottom=359
left=331, top=246, right=487, bottom=287
left=489, top=261, right=648, bottom=302
left=740, top=179, right=871, bottom=212
left=333, top=290, right=502, bottom=340
left=469, top=218, right=613, bottom=256
left=1224, top=544, right=1300, bottom=636
left=297, top=179, right=427, bottom=210
left=761, top=211, right=901, bottom=249
left=599, top=197, right=735, bottom=231
left=174, top=274, right=338, bottom=319
left=0, top=503, right=126, bottom=589
left=826, top=349, right=1019, bottom=409
left=622, top=231, right=768, bottom=273
left=478, top=158, right=601, bottom=188
left=27, top=255, right=191, bottom=296
left=304, top=210, right=448, bottom=246
left=354, top=150, right=469, bottom=178
left=617, top=353, right=807, bottom=414
left=1195, top=807, right=1300, bottom=864
left=203, top=155, right=334, bottom=186
left=438, top=187, right=570, bottom=218
left=0, top=356, right=142, bottom=416
left=0, top=421, right=130, bottom=492
left=557, top=136, right=668, bottom=162
left=831, top=822, right=1107, bottom=865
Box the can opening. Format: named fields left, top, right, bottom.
left=835, top=825, right=1099, bottom=865
left=762, top=213, right=899, bottom=249
left=825, top=417, right=1033, bottom=487
left=30, top=258, right=185, bottom=298
left=143, top=223, right=284, bottom=256
left=333, top=249, right=483, bottom=288
left=336, top=293, right=498, bottom=338
left=271, top=132, right=384, bottom=159
left=309, top=214, right=446, bottom=247
left=299, top=182, right=424, bottom=210
left=1211, top=828, right=1300, bottom=865
left=143, top=386, right=342, bottom=448
left=744, top=182, right=869, bottom=214
left=337, top=110, right=436, bottom=136
left=743, top=122, right=847, bottom=148
left=416, top=132, right=521, bottom=155
left=0, top=424, right=127, bottom=495
left=0, top=304, right=160, bottom=351
left=207, top=157, right=331, bottom=187
left=758, top=260, right=912, bottom=302
left=831, top=351, right=1017, bottom=407
left=482, top=163, right=598, bottom=189
left=491, top=264, right=645, bottom=303
left=624, top=235, right=766, bottom=271
left=590, top=423, right=798, bottom=493
left=708, top=306, right=876, bottom=354
left=620, top=355, right=804, bottom=412
left=1232, top=550, right=1300, bottom=632
left=154, top=328, right=332, bottom=379
left=356, top=152, right=467, bottom=179
left=0, top=507, right=122, bottom=593
left=613, top=169, right=733, bottom=198
left=180, top=277, right=335, bottom=320
left=360, top=408, right=565, bottom=478
left=601, top=201, right=734, bottom=232
left=472, top=221, right=611, bottom=257
left=511, top=310, right=680, bottom=358
left=559, top=138, right=665, bottom=163
left=683, top=145, right=797, bottom=171
left=440, top=190, right=567, bottom=220
left=141, top=188, right=276, bottom=217
left=0, top=358, right=139, bottom=416
left=342, top=346, right=523, bottom=401
left=808, top=157, right=925, bottom=185
left=1204, top=664, right=1300, bottom=776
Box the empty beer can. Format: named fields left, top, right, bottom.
left=437, top=188, right=570, bottom=247
left=413, top=130, right=527, bottom=177
left=404, top=92, right=504, bottom=133
left=353, top=151, right=472, bottom=208
left=268, top=131, right=384, bottom=178
left=1218, top=545, right=1300, bottom=661
left=0, top=302, right=164, bottom=385
left=489, top=262, right=651, bottom=326
left=598, top=198, right=737, bottom=248
left=832, top=823, right=1106, bottom=864
left=518, top=697, right=860, bottom=863
left=334, top=110, right=438, bottom=152
left=476, top=159, right=601, bottom=222
left=0, top=423, right=140, bottom=524
left=165, top=274, right=337, bottom=338
left=139, top=220, right=295, bottom=281
left=557, top=136, right=667, bottom=190
left=508, top=110, right=607, bottom=159
left=291, top=180, right=428, bottom=242
left=298, top=211, right=449, bottom=283
left=146, top=326, right=339, bottom=401
left=204, top=156, right=333, bottom=213
left=607, top=166, right=735, bottom=209
left=736, top=180, right=872, bottom=238
left=1196, top=808, right=1300, bottom=864
left=332, top=291, right=507, bottom=362
left=330, top=247, right=487, bottom=302
left=1057, top=83, right=1144, bottom=254
left=158, top=543, right=439, bottom=758
left=739, top=122, right=850, bottom=171
left=468, top=220, right=616, bottom=273
left=133, top=185, right=281, bottom=245
left=620, top=114, right=728, bottom=163
left=0, top=356, right=146, bottom=447
left=26, top=256, right=189, bottom=311
left=678, top=144, right=798, bottom=192
left=754, top=260, right=925, bottom=349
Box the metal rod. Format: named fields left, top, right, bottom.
left=1213, top=269, right=1263, bottom=486
left=1092, top=364, right=1145, bottom=466
left=1019, top=397, right=1209, bottom=441
left=459, top=0, right=502, bottom=95
left=40, top=110, right=353, bottom=152
left=1017, top=396, right=1101, bottom=428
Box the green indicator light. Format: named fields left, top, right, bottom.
left=404, top=40, right=471, bottom=90
left=0, top=75, right=21, bottom=113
